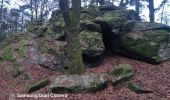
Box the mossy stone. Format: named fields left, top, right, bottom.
left=26, top=78, right=49, bottom=93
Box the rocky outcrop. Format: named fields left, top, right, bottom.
left=38, top=53, right=61, bottom=71
left=28, top=4, right=170, bottom=64
left=92, top=5, right=170, bottom=64
left=50, top=64, right=136, bottom=93
left=48, top=11, right=105, bottom=65
left=50, top=73, right=108, bottom=93
left=111, top=22, right=170, bottom=64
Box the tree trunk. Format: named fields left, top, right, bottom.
left=35, top=0, right=38, bottom=20
left=148, top=0, right=155, bottom=23
left=31, top=0, right=33, bottom=21
left=40, top=0, right=45, bottom=20
left=0, top=0, right=3, bottom=21
left=59, top=0, right=84, bottom=74
left=97, top=0, right=105, bottom=5
left=119, top=0, right=129, bottom=9
left=135, top=0, right=140, bottom=17
left=161, top=1, right=166, bottom=23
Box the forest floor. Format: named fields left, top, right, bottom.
left=0, top=51, right=170, bottom=100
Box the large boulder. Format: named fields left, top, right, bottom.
left=98, top=4, right=119, bottom=11
left=80, top=30, right=104, bottom=54
left=112, top=22, right=170, bottom=64
left=92, top=5, right=170, bottom=64
left=38, top=53, right=61, bottom=71
left=50, top=73, right=108, bottom=93
left=48, top=9, right=105, bottom=65
left=38, top=37, right=67, bottom=70
left=93, top=9, right=140, bottom=50
left=49, top=10, right=65, bottom=35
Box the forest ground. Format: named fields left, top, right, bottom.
left=0, top=50, right=170, bottom=100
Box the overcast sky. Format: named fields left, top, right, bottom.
left=10, top=0, right=170, bottom=24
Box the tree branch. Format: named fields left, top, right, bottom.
left=154, top=0, right=167, bottom=12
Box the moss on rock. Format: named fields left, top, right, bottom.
left=26, top=78, right=49, bottom=93
left=122, top=29, right=169, bottom=62
left=80, top=31, right=105, bottom=55
left=111, top=64, right=134, bottom=86
left=81, top=21, right=101, bottom=32
left=112, top=64, right=133, bottom=76
left=16, top=40, right=28, bottom=58
left=50, top=73, right=108, bottom=93
left=13, top=59, right=20, bottom=77
left=128, top=83, right=153, bottom=93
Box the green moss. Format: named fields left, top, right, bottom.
left=55, top=21, right=65, bottom=27
left=73, top=85, right=82, bottom=92
left=94, top=17, right=121, bottom=26
left=23, top=73, right=29, bottom=80
left=123, top=35, right=136, bottom=46
left=81, top=13, right=93, bottom=20
left=39, top=41, right=48, bottom=53
left=27, top=22, right=38, bottom=32
left=39, top=40, right=58, bottom=55
left=123, top=20, right=136, bottom=31
left=81, top=21, right=101, bottom=32
left=1, top=47, right=20, bottom=77
left=2, top=47, right=14, bottom=61
left=128, top=83, right=153, bottom=93
left=63, top=42, right=85, bottom=75
left=112, top=73, right=133, bottom=86
left=111, top=64, right=134, bottom=86
left=133, top=41, right=158, bottom=57
left=16, top=40, right=28, bottom=58
left=80, top=31, right=104, bottom=52
left=45, top=26, right=59, bottom=36
left=145, top=30, right=169, bottom=43
left=112, top=64, right=133, bottom=76
left=48, top=48, right=57, bottom=55
left=26, top=78, right=49, bottom=93
left=13, top=60, right=20, bottom=77
left=87, top=5, right=97, bottom=16
left=152, top=56, right=164, bottom=62
left=122, top=30, right=168, bottom=57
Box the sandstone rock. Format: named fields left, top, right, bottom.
left=50, top=73, right=108, bottom=93
left=26, top=78, right=49, bottom=93
left=111, top=64, right=134, bottom=86
left=98, top=4, right=119, bottom=11
left=80, top=31, right=105, bottom=58
left=38, top=53, right=61, bottom=71
left=112, top=22, right=170, bottom=64
left=128, top=83, right=153, bottom=93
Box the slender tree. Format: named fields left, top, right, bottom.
left=148, top=0, right=154, bottom=22
left=0, top=0, right=4, bottom=21
left=59, top=0, right=84, bottom=74
left=148, top=0, right=168, bottom=23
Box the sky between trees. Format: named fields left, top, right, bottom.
left=10, top=0, right=170, bottom=25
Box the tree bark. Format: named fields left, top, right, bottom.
left=135, top=0, right=140, bottom=17
left=161, top=3, right=165, bottom=24
left=35, top=0, right=38, bottom=20
left=31, top=0, right=33, bottom=21
left=59, top=0, right=84, bottom=74
left=148, top=0, right=155, bottom=23
left=0, top=0, right=4, bottom=21
left=97, top=0, right=105, bottom=5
